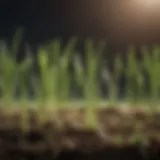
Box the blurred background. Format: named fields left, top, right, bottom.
left=1, top=0, right=160, bottom=51
left=1, top=0, right=160, bottom=100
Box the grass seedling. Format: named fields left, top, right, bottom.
left=142, top=46, right=160, bottom=107
left=0, top=49, right=18, bottom=106
left=108, top=54, right=123, bottom=105
left=0, top=36, right=159, bottom=132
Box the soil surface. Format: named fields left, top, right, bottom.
left=0, top=105, right=159, bottom=160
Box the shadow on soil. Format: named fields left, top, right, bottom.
left=1, top=146, right=160, bottom=160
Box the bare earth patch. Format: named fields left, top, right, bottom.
left=0, top=105, right=159, bottom=160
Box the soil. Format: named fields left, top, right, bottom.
left=0, top=105, right=159, bottom=160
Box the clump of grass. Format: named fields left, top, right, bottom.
left=0, top=34, right=160, bottom=119
left=0, top=28, right=159, bottom=156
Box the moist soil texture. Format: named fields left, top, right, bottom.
left=0, top=105, right=159, bottom=160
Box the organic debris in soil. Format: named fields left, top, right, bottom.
left=0, top=106, right=159, bottom=154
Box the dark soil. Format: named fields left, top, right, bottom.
left=0, top=106, right=159, bottom=160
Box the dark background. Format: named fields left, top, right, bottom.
left=0, top=1, right=113, bottom=45
left=1, top=0, right=160, bottom=60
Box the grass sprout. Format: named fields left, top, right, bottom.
left=0, top=38, right=159, bottom=110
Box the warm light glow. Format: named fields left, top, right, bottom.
left=138, top=0, right=160, bottom=6
left=132, top=0, right=160, bottom=9
left=98, top=0, right=160, bottom=43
